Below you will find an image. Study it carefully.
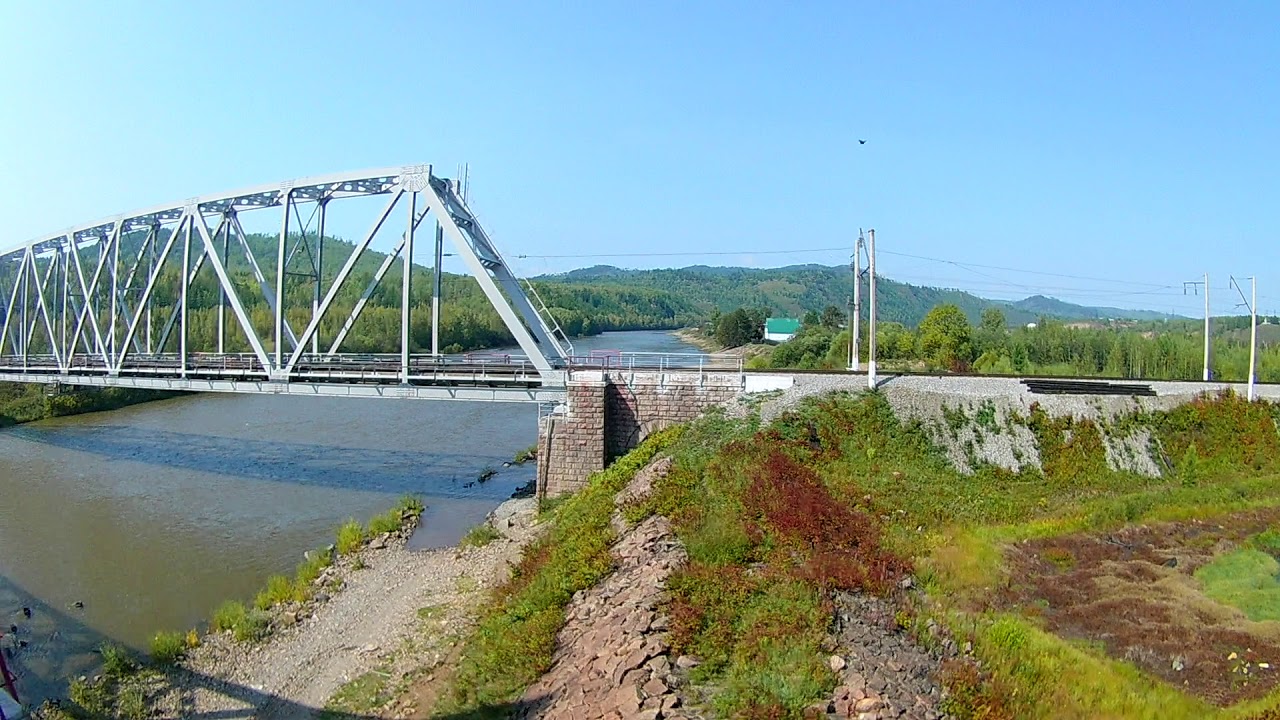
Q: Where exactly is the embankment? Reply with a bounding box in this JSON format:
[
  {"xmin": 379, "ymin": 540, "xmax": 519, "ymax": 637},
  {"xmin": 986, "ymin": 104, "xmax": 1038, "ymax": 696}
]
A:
[{"xmin": 0, "ymin": 382, "xmax": 181, "ymax": 427}]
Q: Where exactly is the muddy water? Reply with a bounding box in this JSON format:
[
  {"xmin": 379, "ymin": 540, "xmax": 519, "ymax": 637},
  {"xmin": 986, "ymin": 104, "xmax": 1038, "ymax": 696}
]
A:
[{"xmin": 0, "ymin": 330, "xmax": 700, "ymax": 704}]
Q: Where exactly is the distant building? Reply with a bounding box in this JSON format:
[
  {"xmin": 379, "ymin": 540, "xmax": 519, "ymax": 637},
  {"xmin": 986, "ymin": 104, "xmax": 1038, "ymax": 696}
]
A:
[{"xmin": 764, "ymin": 317, "xmax": 801, "ymax": 343}]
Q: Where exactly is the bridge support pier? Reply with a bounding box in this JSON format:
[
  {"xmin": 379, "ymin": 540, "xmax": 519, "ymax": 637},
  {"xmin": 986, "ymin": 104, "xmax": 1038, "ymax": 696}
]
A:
[{"xmin": 537, "ymin": 371, "xmax": 743, "ymax": 497}]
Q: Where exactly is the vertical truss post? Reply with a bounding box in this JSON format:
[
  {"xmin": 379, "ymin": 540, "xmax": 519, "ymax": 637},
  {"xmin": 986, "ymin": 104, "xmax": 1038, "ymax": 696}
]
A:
[
  {"xmin": 401, "ymin": 192, "xmax": 416, "ymax": 383},
  {"xmin": 20, "ymin": 252, "xmax": 28, "ymax": 367},
  {"xmin": 218, "ymin": 216, "xmax": 229, "ymax": 354},
  {"xmin": 275, "ymin": 191, "xmax": 291, "ymax": 368},
  {"xmin": 109, "ymin": 223, "xmax": 120, "ymax": 361},
  {"xmin": 146, "ymin": 226, "xmax": 156, "ymax": 354},
  {"xmin": 67, "ymin": 233, "xmax": 112, "ymax": 368},
  {"xmin": 314, "ymin": 199, "xmax": 326, "ymax": 355},
  {"xmin": 60, "ymin": 244, "xmax": 69, "ymax": 366},
  {"xmin": 0, "ymin": 253, "xmax": 26, "ymax": 357},
  {"xmin": 181, "ymin": 217, "xmax": 191, "ymax": 377},
  {"xmin": 432, "ymin": 223, "xmax": 442, "ymax": 356},
  {"xmin": 29, "ymin": 249, "xmax": 61, "ymax": 370}
]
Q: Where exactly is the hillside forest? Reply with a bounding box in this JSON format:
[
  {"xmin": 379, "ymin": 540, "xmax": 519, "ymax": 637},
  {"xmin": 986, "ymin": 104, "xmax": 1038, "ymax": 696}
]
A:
[{"xmin": 2, "ymin": 232, "xmax": 1274, "ymax": 383}]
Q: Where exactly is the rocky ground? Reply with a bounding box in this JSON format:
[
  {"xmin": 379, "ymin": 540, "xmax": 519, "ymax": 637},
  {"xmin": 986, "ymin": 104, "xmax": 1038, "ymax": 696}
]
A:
[{"xmin": 38, "ymin": 498, "xmax": 542, "ymax": 720}]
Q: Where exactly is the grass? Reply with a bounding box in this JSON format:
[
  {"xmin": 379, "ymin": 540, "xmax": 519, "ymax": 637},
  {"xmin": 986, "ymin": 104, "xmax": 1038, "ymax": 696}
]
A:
[
  {"xmin": 211, "ymin": 600, "xmax": 247, "ymax": 633},
  {"xmin": 460, "ymin": 523, "xmax": 502, "ymax": 548},
  {"xmin": 100, "ymin": 641, "xmax": 137, "ymax": 676},
  {"xmin": 325, "ymin": 670, "xmax": 394, "ymax": 715},
  {"xmin": 255, "ymin": 573, "xmax": 303, "ymax": 610},
  {"xmin": 513, "ymin": 444, "xmax": 538, "ymax": 464},
  {"xmin": 336, "ymin": 519, "xmax": 367, "ymax": 555},
  {"xmin": 436, "ymin": 426, "xmax": 685, "ymax": 715},
  {"xmin": 369, "ymin": 508, "xmax": 402, "ymax": 535},
  {"xmin": 149, "ymin": 630, "xmax": 187, "ymax": 665},
  {"xmin": 1195, "ymin": 546, "xmax": 1280, "ymax": 622}
]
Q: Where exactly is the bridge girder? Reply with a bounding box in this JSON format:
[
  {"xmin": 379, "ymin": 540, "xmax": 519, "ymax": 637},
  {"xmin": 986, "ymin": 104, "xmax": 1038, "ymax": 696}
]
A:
[{"xmin": 0, "ymin": 165, "xmax": 571, "ymax": 391}]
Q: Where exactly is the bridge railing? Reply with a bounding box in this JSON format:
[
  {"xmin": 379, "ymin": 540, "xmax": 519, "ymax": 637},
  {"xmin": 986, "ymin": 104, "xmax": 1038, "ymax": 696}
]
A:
[{"xmin": 565, "ymin": 350, "xmax": 744, "ymax": 386}]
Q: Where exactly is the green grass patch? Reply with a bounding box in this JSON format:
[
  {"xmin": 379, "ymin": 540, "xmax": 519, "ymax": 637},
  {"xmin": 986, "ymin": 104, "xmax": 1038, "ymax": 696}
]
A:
[
  {"xmin": 437, "ymin": 426, "xmax": 684, "ymax": 715},
  {"xmin": 100, "ymin": 641, "xmax": 137, "ymax": 677},
  {"xmin": 513, "ymin": 444, "xmax": 538, "ymax": 464},
  {"xmin": 234, "ymin": 609, "xmax": 272, "ymax": 643},
  {"xmin": 149, "ymin": 630, "xmax": 187, "ymax": 665},
  {"xmin": 211, "ymin": 599, "xmax": 247, "ymax": 633},
  {"xmin": 324, "ymin": 670, "xmax": 393, "ymax": 715},
  {"xmin": 336, "ymin": 519, "xmax": 366, "ymax": 555},
  {"xmin": 255, "ymin": 574, "xmax": 301, "ymax": 610},
  {"xmin": 1195, "ymin": 547, "xmax": 1280, "ymax": 622},
  {"xmin": 461, "ymin": 523, "xmax": 502, "ymax": 548}
]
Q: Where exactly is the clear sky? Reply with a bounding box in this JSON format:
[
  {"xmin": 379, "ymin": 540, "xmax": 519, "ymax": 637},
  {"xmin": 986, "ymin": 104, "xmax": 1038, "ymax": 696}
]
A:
[{"xmin": 1, "ymin": 2, "xmax": 1276, "ymax": 316}]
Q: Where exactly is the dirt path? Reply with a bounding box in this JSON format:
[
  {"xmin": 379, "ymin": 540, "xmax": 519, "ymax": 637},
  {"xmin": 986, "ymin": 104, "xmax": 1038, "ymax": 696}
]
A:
[{"xmin": 176, "ymin": 499, "xmax": 539, "ymax": 720}]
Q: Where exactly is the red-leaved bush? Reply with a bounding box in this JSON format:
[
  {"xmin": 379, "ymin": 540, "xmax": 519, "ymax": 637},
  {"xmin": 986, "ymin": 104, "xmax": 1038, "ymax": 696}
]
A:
[{"xmin": 743, "ymin": 449, "xmax": 909, "ymax": 594}]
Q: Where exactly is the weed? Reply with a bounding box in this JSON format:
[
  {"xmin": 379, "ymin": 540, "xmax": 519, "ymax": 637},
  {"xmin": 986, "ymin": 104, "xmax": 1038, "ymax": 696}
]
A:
[
  {"xmin": 368, "ymin": 508, "xmax": 402, "ymax": 536},
  {"xmin": 255, "ymin": 574, "xmax": 299, "ymax": 610},
  {"xmin": 100, "ymin": 641, "xmax": 137, "ymax": 677},
  {"xmin": 325, "ymin": 670, "xmax": 392, "ymax": 715},
  {"xmin": 211, "ymin": 600, "xmax": 247, "ymax": 633},
  {"xmin": 437, "ymin": 427, "xmax": 684, "ymax": 715},
  {"xmin": 352, "ymin": 556, "xmax": 368, "ymax": 570},
  {"xmin": 149, "ymin": 630, "xmax": 187, "ymax": 665},
  {"xmin": 116, "ymin": 682, "xmax": 146, "ymax": 720},
  {"xmin": 69, "ymin": 677, "xmax": 111, "ymax": 716},
  {"xmin": 513, "ymin": 444, "xmax": 538, "ymax": 464},
  {"xmin": 461, "ymin": 523, "xmax": 502, "ymax": 548},
  {"xmin": 1042, "ymin": 547, "xmax": 1075, "ymax": 571},
  {"xmin": 234, "ymin": 609, "xmax": 271, "ymax": 643},
  {"xmin": 336, "ymin": 519, "xmax": 366, "ymax": 555}
]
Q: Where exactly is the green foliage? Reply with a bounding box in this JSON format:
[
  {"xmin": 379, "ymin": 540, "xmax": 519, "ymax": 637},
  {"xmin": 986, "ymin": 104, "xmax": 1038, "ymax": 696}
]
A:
[
  {"xmin": 69, "ymin": 677, "xmax": 112, "ymax": 716},
  {"xmin": 325, "ymin": 670, "xmax": 393, "ymax": 715},
  {"xmin": 716, "ymin": 307, "xmax": 766, "ymax": 348},
  {"xmin": 100, "ymin": 641, "xmax": 137, "ymax": 677},
  {"xmin": 336, "ymin": 519, "xmax": 366, "ymax": 555},
  {"xmin": 211, "ymin": 600, "xmax": 247, "ymax": 633},
  {"xmin": 234, "ymin": 609, "xmax": 272, "ymax": 643},
  {"xmin": 919, "ymin": 303, "xmax": 975, "ymax": 369},
  {"xmin": 1194, "ymin": 547, "xmax": 1280, "ymax": 621},
  {"xmin": 294, "ymin": 548, "xmax": 332, "ymax": 590},
  {"xmin": 368, "ymin": 508, "xmax": 402, "ymax": 536},
  {"xmin": 149, "ymin": 630, "xmax": 187, "ymax": 665},
  {"xmin": 461, "ymin": 523, "xmax": 503, "ymax": 548},
  {"xmin": 439, "ymin": 427, "xmax": 685, "ymax": 714},
  {"xmin": 0, "ymin": 382, "xmax": 177, "ymax": 427},
  {"xmin": 513, "ymin": 444, "xmax": 538, "ymax": 464},
  {"xmin": 255, "ymin": 574, "xmax": 301, "ymax": 610}
]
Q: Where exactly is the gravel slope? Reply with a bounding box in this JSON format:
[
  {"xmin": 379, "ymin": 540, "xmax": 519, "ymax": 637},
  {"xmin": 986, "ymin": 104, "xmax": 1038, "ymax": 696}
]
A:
[{"xmin": 176, "ymin": 499, "xmax": 538, "ymax": 719}]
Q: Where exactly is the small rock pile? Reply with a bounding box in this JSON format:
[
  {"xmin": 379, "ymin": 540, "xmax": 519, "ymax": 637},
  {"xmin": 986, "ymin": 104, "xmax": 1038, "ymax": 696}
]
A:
[
  {"xmin": 813, "ymin": 592, "xmax": 954, "ymax": 720},
  {"xmin": 517, "ymin": 459, "xmax": 693, "ymax": 720}
]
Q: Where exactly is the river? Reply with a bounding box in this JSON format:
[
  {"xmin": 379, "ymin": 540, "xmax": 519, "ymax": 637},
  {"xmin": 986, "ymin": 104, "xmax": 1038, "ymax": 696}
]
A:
[{"xmin": 0, "ymin": 329, "xmax": 701, "ymax": 705}]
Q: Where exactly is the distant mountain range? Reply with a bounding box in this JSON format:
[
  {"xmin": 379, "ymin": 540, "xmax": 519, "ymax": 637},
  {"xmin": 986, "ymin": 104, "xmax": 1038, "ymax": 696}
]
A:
[{"xmin": 539, "ymin": 264, "xmax": 1183, "ymax": 327}]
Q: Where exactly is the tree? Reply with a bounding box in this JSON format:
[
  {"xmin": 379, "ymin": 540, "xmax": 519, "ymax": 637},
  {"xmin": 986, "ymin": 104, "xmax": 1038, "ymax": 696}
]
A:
[
  {"xmin": 918, "ymin": 303, "xmax": 973, "ymax": 369},
  {"xmin": 821, "ymin": 305, "xmax": 844, "ymax": 330},
  {"xmin": 715, "ymin": 308, "xmax": 757, "ymax": 348},
  {"xmin": 802, "ymin": 310, "xmax": 821, "ymax": 329},
  {"xmin": 980, "ymin": 307, "xmax": 1007, "ymax": 332}
]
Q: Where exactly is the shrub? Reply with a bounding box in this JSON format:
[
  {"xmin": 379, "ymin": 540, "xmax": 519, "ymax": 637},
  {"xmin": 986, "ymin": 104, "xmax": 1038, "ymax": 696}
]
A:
[
  {"xmin": 294, "ymin": 549, "xmax": 332, "ymax": 590},
  {"xmin": 368, "ymin": 509, "xmax": 402, "ymax": 536},
  {"xmin": 440, "ymin": 427, "xmax": 684, "ymax": 713},
  {"xmin": 149, "ymin": 630, "xmax": 186, "ymax": 665},
  {"xmin": 461, "ymin": 523, "xmax": 502, "ymax": 548},
  {"xmin": 211, "ymin": 600, "xmax": 247, "ymax": 633},
  {"xmin": 234, "ymin": 609, "xmax": 272, "ymax": 643},
  {"xmin": 255, "ymin": 574, "xmax": 298, "ymax": 610},
  {"xmin": 336, "ymin": 519, "xmax": 366, "ymax": 555},
  {"xmin": 100, "ymin": 641, "xmax": 137, "ymax": 677},
  {"xmin": 69, "ymin": 677, "xmax": 111, "ymax": 716}
]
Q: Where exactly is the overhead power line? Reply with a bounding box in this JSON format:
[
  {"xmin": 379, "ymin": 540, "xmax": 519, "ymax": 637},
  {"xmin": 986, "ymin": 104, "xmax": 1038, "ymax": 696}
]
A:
[{"xmin": 515, "ymin": 246, "xmax": 848, "ymax": 259}]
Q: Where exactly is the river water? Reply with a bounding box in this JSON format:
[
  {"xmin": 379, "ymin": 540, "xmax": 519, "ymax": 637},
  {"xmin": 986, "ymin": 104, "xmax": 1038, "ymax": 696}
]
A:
[{"xmin": 0, "ymin": 330, "xmax": 701, "ymax": 704}]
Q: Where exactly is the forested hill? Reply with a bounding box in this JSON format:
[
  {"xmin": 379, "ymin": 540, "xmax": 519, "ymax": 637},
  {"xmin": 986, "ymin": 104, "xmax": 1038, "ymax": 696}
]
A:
[{"xmin": 539, "ymin": 264, "xmax": 1180, "ymax": 327}]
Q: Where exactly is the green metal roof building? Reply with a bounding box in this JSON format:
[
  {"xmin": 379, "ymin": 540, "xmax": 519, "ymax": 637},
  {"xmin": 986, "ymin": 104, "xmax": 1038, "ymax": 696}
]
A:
[{"xmin": 763, "ymin": 317, "xmax": 801, "ymax": 343}]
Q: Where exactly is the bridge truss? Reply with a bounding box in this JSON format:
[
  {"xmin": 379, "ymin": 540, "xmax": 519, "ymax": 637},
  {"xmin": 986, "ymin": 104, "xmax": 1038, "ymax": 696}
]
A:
[{"xmin": 0, "ymin": 166, "xmax": 573, "ymax": 402}]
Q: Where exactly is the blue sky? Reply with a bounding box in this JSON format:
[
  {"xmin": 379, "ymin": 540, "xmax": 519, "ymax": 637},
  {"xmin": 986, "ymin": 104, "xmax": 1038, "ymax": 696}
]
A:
[{"xmin": 1, "ymin": 2, "xmax": 1276, "ymax": 316}]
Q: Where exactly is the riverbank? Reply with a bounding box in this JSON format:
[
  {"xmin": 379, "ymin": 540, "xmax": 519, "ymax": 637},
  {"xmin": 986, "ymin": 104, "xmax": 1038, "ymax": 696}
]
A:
[
  {"xmin": 33, "ymin": 496, "xmax": 541, "ymax": 719},
  {"xmin": 0, "ymin": 382, "xmax": 181, "ymax": 427}
]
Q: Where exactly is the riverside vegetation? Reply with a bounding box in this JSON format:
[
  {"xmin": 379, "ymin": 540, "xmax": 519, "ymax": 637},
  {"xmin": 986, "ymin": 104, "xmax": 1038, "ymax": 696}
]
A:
[
  {"xmin": 39, "ymin": 495, "xmax": 425, "ymax": 720},
  {"xmin": 0, "ymin": 382, "xmax": 178, "ymax": 427},
  {"xmin": 423, "ymin": 388, "xmax": 1280, "ymax": 719}
]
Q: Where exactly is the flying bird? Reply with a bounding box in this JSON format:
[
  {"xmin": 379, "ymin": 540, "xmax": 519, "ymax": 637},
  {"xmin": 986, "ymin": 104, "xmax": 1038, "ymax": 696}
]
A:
[{"xmin": 858, "ymin": 139, "xmax": 867, "ymax": 144}]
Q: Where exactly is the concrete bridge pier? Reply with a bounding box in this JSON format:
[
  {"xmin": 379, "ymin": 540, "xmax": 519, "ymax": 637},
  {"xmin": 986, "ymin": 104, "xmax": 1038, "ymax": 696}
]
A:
[{"xmin": 535, "ymin": 370, "xmax": 746, "ymax": 497}]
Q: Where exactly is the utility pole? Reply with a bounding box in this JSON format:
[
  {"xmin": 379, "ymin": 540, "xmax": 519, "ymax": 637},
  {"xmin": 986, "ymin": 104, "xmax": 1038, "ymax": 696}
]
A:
[
  {"xmin": 1231, "ymin": 275, "xmax": 1258, "ymax": 401},
  {"xmin": 848, "ymin": 230, "xmax": 863, "ymax": 371},
  {"xmin": 1184, "ymin": 274, "xmax": 1210, "ymax": 381},
  {"xmin": 867, "ymin": 228, "xmax": 877, "ymax": 389}
]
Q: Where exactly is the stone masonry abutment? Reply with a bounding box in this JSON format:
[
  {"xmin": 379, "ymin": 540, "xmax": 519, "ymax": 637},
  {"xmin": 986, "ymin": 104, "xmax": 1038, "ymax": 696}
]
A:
[{"xmin": 536, "ymin": 371, "xmax": 747, "ymax": 497}]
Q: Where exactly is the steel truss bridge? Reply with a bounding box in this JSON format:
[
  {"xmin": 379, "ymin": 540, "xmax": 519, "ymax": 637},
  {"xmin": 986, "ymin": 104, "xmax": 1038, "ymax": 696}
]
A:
[{"xmin": 0, "ymin": 165, "xmax": 740, "ymax": 404}]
